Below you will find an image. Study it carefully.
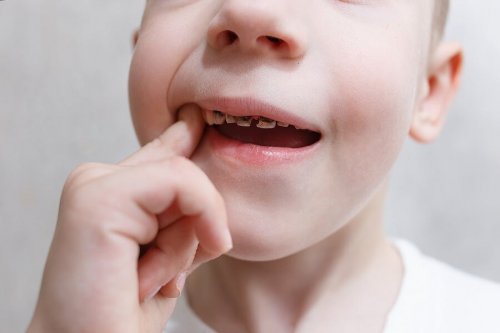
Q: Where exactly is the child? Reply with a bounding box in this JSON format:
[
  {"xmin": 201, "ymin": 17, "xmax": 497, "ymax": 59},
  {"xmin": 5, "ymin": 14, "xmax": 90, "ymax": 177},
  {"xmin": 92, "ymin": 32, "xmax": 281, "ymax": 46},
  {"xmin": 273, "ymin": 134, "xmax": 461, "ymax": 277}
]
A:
[{"xmin": 27, "ymin": 0, "xmax": 500, "ymax": 332}]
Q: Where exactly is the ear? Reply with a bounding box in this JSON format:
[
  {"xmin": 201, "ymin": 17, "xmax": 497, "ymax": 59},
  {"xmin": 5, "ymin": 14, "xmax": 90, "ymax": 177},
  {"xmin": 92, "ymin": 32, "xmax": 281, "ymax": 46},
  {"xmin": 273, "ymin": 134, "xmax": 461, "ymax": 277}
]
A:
[
  {"xmin": 132, "ymin": 28, "xmax": 140, "ymax": 49},
  {"xmin": 410, "ymin": 42, "xmax": 463, "ymax": 143}
]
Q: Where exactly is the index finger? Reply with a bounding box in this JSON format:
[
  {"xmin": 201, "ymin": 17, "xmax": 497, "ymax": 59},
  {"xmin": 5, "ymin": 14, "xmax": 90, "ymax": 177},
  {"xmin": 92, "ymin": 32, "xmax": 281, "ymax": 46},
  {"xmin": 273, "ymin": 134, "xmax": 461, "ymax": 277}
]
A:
[{"xmin": 121, "ymin": 104, "xmax": 205, "ymax": 166}]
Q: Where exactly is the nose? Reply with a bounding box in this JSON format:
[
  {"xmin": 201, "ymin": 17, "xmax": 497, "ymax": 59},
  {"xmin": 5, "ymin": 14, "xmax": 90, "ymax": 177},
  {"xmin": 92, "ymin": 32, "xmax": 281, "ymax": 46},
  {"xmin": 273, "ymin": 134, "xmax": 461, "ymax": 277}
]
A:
[{"xmin": 207, "ymin": 0, "xmax": 308, "ymax": 59}]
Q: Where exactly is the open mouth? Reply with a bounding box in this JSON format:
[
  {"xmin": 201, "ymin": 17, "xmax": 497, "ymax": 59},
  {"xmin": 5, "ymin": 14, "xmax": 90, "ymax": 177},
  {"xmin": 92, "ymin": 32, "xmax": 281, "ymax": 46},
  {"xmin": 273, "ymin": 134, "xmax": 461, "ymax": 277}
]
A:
[{"xmin": 202, "ymin": 109, "xmax": 321, "ymax": 148}]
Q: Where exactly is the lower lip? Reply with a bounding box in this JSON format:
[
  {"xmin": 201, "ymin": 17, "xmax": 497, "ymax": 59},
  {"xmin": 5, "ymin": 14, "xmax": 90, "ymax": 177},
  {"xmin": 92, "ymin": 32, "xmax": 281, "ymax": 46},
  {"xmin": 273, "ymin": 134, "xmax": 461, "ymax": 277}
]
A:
[{"xmin": 205, "ymin": 126, "xmax": 320, "ymax": 166}]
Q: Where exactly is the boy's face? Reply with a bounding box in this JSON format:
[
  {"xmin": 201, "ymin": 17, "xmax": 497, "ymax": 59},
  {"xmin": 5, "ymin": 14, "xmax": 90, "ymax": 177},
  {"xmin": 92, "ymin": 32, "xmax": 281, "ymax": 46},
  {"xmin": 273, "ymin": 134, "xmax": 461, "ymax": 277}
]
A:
[{"xmin": 129, "ymin": 0, "xmax": 435, "ymax": 260}]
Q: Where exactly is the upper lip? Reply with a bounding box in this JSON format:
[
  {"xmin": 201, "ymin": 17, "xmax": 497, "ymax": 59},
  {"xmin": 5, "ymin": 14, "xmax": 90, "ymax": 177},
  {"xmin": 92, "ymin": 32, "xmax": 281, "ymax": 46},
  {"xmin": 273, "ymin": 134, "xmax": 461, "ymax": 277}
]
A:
[{"xmin": 196, "ymin": 97, "xmax": 320, "ymax": 132}]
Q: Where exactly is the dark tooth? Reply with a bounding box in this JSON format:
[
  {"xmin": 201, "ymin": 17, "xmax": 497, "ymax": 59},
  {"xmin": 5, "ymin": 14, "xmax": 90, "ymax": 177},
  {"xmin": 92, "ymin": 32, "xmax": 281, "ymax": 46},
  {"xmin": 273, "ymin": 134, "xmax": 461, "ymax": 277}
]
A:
[
  {"xmin": 236, "ymin": 116, "xmax": 252, "ymax": 127},
  {"xmin": 256, "ymin": 117, "xmax": 277, "ymax": 129},
  {"xmin": 213, "ymin": 110, "xmax": 225, "ymax": 124}
]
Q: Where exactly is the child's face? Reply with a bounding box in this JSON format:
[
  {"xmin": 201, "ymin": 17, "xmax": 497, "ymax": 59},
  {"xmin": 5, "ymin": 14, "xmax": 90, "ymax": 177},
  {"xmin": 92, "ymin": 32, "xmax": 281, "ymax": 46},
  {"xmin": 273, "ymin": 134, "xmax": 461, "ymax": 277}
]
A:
[{"xmin": 129, "ymin": 0, "xmax": 435, "ymax": 260}]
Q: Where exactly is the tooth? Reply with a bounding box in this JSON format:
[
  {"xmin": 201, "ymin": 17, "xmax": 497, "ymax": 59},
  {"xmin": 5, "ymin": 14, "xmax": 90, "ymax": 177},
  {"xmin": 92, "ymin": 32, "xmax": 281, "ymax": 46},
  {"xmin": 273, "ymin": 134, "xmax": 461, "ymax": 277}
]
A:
[
  {"xmin": 236, "ymin": 116, "xmax": 252, "ymax": 127},
  {"xmin": 213, "ymin": 110, "xmax": 225, "ymax": 125},
  {"xmin": 256, "ymin": 117, "xmax": 276, "ymax": 129},
  {"xmin": 226, "ymin": 114, "xmax": 236, "ymax": 124},
  {"xmin": 204, "ymin": 110, "xmax": 215, "ymax": 125},
  {"xmin": 277, "ymin": 122, "xmax": 289, "ymax": 128}
]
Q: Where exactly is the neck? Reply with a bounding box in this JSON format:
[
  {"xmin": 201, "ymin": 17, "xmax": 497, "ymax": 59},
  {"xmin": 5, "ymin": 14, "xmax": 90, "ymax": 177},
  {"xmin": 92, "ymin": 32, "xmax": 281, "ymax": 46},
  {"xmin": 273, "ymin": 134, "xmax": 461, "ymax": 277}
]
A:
[{"xmin": 187, "ymin": 186, "xmax": 403, "ymax": 333}]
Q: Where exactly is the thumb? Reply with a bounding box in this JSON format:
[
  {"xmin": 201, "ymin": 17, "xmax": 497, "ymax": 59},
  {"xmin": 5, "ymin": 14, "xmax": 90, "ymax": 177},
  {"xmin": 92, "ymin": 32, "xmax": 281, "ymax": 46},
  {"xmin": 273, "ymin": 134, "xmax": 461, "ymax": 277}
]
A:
[{"xmin": 121, "ymin": 104, "xmax": 205, "ymax": 166}]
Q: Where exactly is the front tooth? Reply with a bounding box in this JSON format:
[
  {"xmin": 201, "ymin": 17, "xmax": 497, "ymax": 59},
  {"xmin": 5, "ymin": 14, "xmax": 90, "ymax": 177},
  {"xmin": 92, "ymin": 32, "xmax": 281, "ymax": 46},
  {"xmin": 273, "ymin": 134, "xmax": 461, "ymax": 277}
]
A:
[
  {"xmin": 226, "ymin": 114, "xmax": 236, "ymax": 124},
  {"xmin": 236, "ymin": 116, "xmax": 252, "ymax": 127},
  {"xmin": 256, "ymin": 117, "xmax": 276, "ymax": 129},
  {"xmin": 204, "ymin": 110, "xmax": 215, "ymax": 125},
  {"xmin": 277, "ymin": 122, "xmax": 289, "ymax": 128},
  {"xmin": 213, "ymin": 110, "xmax": 225, "ymax": 125}
]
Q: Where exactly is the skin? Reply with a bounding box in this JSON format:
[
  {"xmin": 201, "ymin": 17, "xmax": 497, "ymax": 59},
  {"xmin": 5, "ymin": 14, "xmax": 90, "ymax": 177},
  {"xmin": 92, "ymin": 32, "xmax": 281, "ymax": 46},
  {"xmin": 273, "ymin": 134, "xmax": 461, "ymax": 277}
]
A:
[
  {"xmin": 130, "ymin": 0, "xmax": 462, "ymax": 332},
  {"xmin": 28, "ymin": 106, "xmax": 232, "ymax": 333},
  {"xmin": 129, "ymin": 0, "xmax": 460, "ymax": 261},
  {"xmin": 28, "ymin": 0, "xmax": 462, "ymax": 332}
]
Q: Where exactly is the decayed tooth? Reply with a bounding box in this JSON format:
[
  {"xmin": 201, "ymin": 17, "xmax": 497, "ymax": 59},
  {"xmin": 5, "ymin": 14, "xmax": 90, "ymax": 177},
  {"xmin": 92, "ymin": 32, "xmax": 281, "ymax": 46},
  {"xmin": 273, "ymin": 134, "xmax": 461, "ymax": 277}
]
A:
[
  {"xmin": 226, "ymin": 114, "xmax": 236, "ymax": 124},
  {"xmin": 204, "ymin": 110, "xmax": 215, "ymax": 125},
  {"xmin": 277, "ymin": 121, "xmax": 289, "ymax": 128},
  {"xmin": 256, "ymin": 117, "xmax": 276, "ymax": 129},
  {"xmin": 236, "ymin": 116, "xmax": 252, "ymax": 127},
  {"xmin": 213, "ymin": 110, "xmax": 225, "ymax": 125}
]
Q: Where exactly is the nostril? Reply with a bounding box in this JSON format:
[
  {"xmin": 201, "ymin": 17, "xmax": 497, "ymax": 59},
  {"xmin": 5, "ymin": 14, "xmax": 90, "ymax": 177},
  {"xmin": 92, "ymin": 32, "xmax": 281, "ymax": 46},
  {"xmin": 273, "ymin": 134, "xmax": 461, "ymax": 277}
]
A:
[
  {"xmin": 227, "ymin": 31, "xmax": 238, "ymax": 43},
  {"xmin": 217, "ymin": 30, "xmax": 238, "ymax": 47},
  {"xmin": 266, "ymin": 36, "xmax": 284, "ymax": 45},
  {"xmin": 257, "ymin": 35, "xmax": 286, "ymax": 50}
]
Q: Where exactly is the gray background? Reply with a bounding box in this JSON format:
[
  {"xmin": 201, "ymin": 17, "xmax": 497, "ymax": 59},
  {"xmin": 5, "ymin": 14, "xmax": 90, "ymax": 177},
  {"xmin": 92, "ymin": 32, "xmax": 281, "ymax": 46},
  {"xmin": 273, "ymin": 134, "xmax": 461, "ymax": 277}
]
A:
[{"xmin": 1, "ymin": 0, "xmax": 499, "ymax": 332}]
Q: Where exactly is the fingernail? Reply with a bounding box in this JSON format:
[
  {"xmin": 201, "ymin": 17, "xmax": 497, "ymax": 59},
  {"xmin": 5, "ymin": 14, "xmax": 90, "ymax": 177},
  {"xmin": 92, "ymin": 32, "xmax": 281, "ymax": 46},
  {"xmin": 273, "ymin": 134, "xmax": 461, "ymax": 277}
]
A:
[
  {"xmin": 145, "ymin": 285, "xmax": 162, "ymax": 302},
  {"xmin": 176, "ymin": 272, "xmax": 187, "ymax": 294}
]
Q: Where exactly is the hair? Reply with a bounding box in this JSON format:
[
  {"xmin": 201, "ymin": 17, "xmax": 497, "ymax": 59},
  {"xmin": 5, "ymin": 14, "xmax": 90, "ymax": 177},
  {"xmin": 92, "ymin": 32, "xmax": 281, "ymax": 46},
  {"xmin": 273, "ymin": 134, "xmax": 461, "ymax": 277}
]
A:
[{"xmin": 433, "ymin": 0, "xmax": 450, "ymax": 44}]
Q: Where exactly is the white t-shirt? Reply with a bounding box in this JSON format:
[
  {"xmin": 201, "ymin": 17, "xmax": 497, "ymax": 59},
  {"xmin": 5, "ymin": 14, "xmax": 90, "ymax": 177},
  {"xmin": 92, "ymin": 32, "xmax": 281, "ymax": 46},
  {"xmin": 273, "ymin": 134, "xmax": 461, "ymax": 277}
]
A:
[{"xmin": 165, "ymin": 239, "xmax": 500, "ymax": 332}]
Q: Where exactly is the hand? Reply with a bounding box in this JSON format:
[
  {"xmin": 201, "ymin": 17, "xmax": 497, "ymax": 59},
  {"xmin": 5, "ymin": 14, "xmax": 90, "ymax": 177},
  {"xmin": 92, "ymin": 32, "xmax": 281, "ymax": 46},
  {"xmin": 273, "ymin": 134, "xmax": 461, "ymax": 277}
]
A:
[{"xmin": 27, "ymin": 105, "xmax": 232, "ymax": 333}]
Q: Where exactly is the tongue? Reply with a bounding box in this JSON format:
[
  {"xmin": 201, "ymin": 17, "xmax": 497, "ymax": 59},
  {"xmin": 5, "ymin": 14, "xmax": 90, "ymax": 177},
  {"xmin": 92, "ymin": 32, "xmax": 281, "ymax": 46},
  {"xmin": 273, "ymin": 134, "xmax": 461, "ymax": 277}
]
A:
[{"xmin": 215, "ymin": 123, "xmax": 320, "ymax": 148}]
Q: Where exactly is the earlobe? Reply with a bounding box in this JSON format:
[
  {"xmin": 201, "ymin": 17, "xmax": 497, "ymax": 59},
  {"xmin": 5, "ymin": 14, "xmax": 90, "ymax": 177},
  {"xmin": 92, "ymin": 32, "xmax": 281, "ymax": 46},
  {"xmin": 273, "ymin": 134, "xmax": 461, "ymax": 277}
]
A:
[{"xmin": 410, "ymin": 42, "xmax": 463, "ymax": 143}]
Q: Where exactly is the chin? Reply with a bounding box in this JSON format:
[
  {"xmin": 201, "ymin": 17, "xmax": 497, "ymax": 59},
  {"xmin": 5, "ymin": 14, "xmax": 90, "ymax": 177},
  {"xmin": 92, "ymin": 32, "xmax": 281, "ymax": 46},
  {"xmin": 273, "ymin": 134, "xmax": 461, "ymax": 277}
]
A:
[
  {"xmin": 214, "ymin": 187, "xmax": 333, "ymax": 261},
  {"xmin": 192, "ymin": 156, "xmax": 315, "ymax": 261},
  {"xmin": 223, "ymin": 207, "xmax": 309, "ymax": 262}
]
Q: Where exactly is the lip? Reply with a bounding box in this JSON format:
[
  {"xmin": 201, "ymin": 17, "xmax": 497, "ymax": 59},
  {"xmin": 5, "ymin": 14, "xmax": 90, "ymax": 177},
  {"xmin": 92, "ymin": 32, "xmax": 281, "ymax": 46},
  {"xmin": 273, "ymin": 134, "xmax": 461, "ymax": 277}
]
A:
[
  {"xmin": 204, "ymin": 126, "xmax": 320, "ymax": 166},
  {"xmin": 196, "ymin": 97, "xmax": 320, "ymax": 131}
]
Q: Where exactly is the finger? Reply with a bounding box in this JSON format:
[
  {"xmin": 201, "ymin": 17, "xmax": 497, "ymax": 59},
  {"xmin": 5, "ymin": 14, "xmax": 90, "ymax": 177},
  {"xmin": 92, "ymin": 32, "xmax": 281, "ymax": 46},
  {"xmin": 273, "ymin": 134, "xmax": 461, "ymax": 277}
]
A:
[
  {"xmin": 121, "ymin": 104, "xmax": 205, "ymax": 166},
  {"xmin": 139, "ymin": 201, "xmax": 183, "ymax": 258},
  {"xmin": 140, "ymin": 296, "xmax": 178, "ymax": 332},
  {"xmin": 155, "ymin": 236, "xmax": 228, "ymax": 299},
  {"xmin": 159, "ymin": 272, "xmax": 188, "ymax": 298},
  {"xmin": 64, "ymin": 162, "xmax": 119, "ymax": 193},
  {"xmin": 138, "ymin": 220, "xmax": 198, "ymax": 302},
  {"xmin": 141, "ymin": 217, "xmax": 227, "ymax": 300},
  {"xmin": 102, "ymin": 157, "xmax": 232, "ymax": 255},
  {"xmin": 157, "ymin": 201, "xmax": 184, "ymax": 229},
  {"xmin": 157, "ymin": 228, "xmax": 230, "ymax": 296}
]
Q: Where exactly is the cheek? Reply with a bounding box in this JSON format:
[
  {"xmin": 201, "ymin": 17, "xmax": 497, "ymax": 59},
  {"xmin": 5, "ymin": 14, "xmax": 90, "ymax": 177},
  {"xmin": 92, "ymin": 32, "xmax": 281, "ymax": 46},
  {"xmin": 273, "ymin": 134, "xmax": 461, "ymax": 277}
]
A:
[
  {"xmin": 312, "ymin": 41, "xmax": 419, "ymax": 217},
  {"xmin": 129, "ymin": 13, "xmax": 211, "ymax": 145},
  {"xmin": 129, "ymin": 38, "xmax": 177, "ymax": 145},
  {"xmin": 335, "ymin": 67, "xmax": 415, "ymax": 164},
  {"xmin": 326, "ymin": 34, "xmax": 421, "ymax": 194}
]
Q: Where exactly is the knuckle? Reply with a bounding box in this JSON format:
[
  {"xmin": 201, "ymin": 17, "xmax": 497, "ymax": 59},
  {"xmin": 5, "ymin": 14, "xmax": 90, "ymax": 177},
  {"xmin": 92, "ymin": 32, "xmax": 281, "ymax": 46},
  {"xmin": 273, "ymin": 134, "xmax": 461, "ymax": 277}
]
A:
[
  {"xmin": 162, "ymin": 156, "xmax": 196, "ymax": 180},
  {"xmin": 63, "ymin": 162, "xmax": 113, "ymax": 198},
  {"xmin": 160, "ymin": 156, "xmax": 223, "ymax": 212},
  {"xmin": 147, "ymin": 137, "xmax": 164, "ymax": 151},
  {"xmin": 60, "ymin": 179, "xmax": 123, "ymax": 232},
  {"xmin": 64, "ymin": 163, "xmax": 96, "ymax": 191},
  {"xmin": 167, "ymin": 155, "xmax": 190, "ymax": 171},
  {"xmin": 67, "ymin": 163, "xmax": 92, "ymax": 180},
  {"xmin": 67, "ymin": 162, "xmax": 104, "ymax": 181}
]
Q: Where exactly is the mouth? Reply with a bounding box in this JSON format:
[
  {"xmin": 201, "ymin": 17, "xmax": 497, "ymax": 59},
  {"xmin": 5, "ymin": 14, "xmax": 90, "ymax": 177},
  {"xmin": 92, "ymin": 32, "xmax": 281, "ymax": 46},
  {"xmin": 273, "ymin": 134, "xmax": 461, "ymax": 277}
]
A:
[{"xmin": 201, "ymin": 109, "xmax": 321, "ymax": 148}]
